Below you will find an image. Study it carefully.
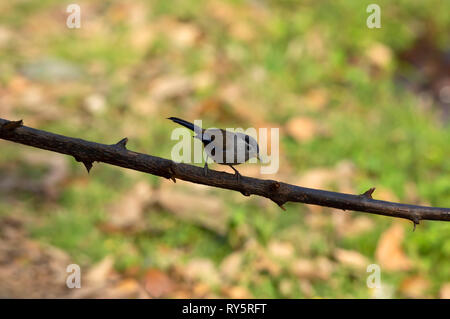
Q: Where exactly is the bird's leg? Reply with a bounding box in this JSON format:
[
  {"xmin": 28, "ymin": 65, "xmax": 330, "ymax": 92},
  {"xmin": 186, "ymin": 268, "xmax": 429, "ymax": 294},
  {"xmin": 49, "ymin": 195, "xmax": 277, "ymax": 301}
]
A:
[
  {"xmin": 229, "ymin": 165, "xmax": 241, "ymax": 183},
  {"xmin": 204, "ymin": 156, "xmax": 209, "ymax": 177}
]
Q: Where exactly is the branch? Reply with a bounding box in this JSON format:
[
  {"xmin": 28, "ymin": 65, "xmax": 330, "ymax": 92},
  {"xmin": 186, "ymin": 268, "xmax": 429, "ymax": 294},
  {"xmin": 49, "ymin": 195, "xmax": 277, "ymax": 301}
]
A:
[{"xmin": 1, "ymin": 118, "xmax": 449, "ymax": 228}]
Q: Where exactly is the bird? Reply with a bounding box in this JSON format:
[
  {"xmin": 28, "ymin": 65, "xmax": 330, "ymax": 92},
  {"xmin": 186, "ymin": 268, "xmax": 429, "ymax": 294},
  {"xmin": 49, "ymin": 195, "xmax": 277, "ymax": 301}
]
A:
[{"xmin": 168, "ymin": 117, "xmax": 261, "ymax": 182}]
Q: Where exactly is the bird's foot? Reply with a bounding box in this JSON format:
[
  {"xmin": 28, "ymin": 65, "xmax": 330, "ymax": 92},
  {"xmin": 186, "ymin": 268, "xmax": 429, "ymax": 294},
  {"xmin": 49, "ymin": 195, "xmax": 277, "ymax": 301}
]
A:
[
  {"xmin": 229, "ymin": 165, "xmax": 241, "ymax": 183},
  {"xmin": 203, "ymin": 163, "xmax": 208, "ymax": 177}
]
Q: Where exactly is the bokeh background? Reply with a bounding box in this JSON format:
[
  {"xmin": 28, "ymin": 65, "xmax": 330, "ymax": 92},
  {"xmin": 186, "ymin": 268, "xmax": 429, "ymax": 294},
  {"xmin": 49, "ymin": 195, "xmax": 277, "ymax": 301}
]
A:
[{"xmin": 0, "ymin": 0, "xmax": 449, "ymax": 298}]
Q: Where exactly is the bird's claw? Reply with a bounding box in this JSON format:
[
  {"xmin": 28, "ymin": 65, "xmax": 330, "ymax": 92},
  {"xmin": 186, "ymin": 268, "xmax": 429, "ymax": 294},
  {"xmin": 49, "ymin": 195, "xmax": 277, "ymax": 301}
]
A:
[{"xmin": 203, "ymin": 163, "xmax": 208, "ymax": 177}]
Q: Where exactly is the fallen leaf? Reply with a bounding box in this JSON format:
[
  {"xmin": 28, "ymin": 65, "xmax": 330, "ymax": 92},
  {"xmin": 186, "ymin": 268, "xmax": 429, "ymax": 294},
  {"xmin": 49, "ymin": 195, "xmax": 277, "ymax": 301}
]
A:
[
  {"xmin": 192, "ymin": 283, "xmax": 211, "ymax": 298},
  {"xmin": 365, "ymin": 43, "xmax": 392, "ymax": 69},
  {"xmin": 220, "ymin": 252, "xmax": 243, "ymax": 281},
  {"xmin": 156, "ymin": 184, "xmax": 227, "ymax": 235},
  {"xmin": 279, "ymin": 279, "xmax": 293, "ymax": 296},
  {"xmin": 84, "ymin": 93, "xmax": 107, "ymax": 115},
  {"xmin": 299, "ymin": 280, "xmax": 314, "ymax": 298},
  {"xmin": 375, "ymin": 223, "xmax": 413, "ymax": 271},
  {"xmin": 285, "ymin": 117, "xmax": 319, "ymax": 142},
  {"xmin": 183, "ymin": 258, "xmax": 221, "ymax": 286},
  {"xmin": 222, "ymin": 286, "xmax": 252, "ymax": 299},
  {"xmin": 333, "ymin": 214, "xmax": 374, "ymax": 238},
  {"xmin": 268, "ymin": 240, "xmax": 295, "ymax": 260},
  {"xmin": 400, "ymin": 275, "xmax": 430, "ymax": 298},
  {"xmin": 85, "ymin": 256, "xmax": 116, "ymax": 286},
  {"xmin": 290, "ymin": 258, "xmax": 332, "ymax": 280},
  {"xmin": 102, "ymin": 181, "xmax": 153, "ymax": 231},
  {"xmin": 252, "ymin": 254, "xmax": 281, "ymax": 277},
  {"xmin": 0, "ymin": 151, "xmax": 69, "ymax": 200},
  {"xmin": 303, "ymin": 88, "xmax": 329, "ymax": 110},
  {"xmin": 110, "ymin": 278, "xmax": 145, "ymax": 298},
  {"xmin": 0, "ymin": 26, "xmax": 13, "ymax": 48},
  {"xmin": 143, "ymin": 268, "xmax": 175, "ymax": 298},
  {"xmin": 440, "ymin": 283, "xmax": 450, "ymax": 299},
  {"xmin": 149, "ymin": 75, "xmax": 192, "ymax": 101},
  {"xmin": 130, "ymin": 25, "xmax": 155, "ymax": 51},
  {"xmin": 162, "ymin": 20, "xmax": 201, "ymax": 49},
  {"xmin": 334, "ymin": 248, "xmax": 370, "ymax": 270}
]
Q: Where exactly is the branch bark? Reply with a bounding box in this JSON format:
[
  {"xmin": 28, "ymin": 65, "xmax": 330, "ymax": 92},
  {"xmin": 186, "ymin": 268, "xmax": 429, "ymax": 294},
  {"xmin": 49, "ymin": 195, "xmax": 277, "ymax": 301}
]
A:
[{"xmin": 1, "ymin": 118, "xmax": 449, "ymax": 227}]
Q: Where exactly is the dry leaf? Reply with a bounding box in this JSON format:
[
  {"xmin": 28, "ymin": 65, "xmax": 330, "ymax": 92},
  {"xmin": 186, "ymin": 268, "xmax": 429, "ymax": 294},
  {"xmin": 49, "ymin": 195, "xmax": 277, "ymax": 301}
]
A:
[
  {"xmin": 84, "ymin": 93, "xmax": 106, "ymax": 115},
  {"xmin": 0, "ymin": 152, "xmax": 68, "ymax": 200},
  {"xmin": 165, "ymin": 21, "xmax": 201, "ymax": 48},
  {"xmin": 149, "ymin": 75, "xmax": 192, "ymax": 101},
  {"xmin": 400, "ymin": 275, "xmax": 430, "ymax": 298},
  {"xmin": 156, "ymin": 184, "xmax": 227, "ymax": 234},
  {"xmin": 130, "ymin": 25, "xmax": 155, "ymax": 50},
  {"xmin": 290, "ymin": 258, "xmax": 333, "ymax": 280},
  {"xmin": 279, "ymin": 279, "xmax": 293, "ymax": 296},
  {"xmin": 333, "ymin": 214, "xmax": 374, "ymax": 238},
  {"xmin": 285, "ymin": 117, "xmax": 318, "ymax": 142},
  {"xmin": 103, "ymin": 181, "xmax": 152, "ymax": 231},
  {"xmin": 109, "ymin": 279, "xmax": 145, "ymax": 298},
  {"xmin": 365, "ymin": 43, "xmax": 392, "ymax": 69},
  {"xmin": 375, "ymin": 223, "xmax": 413, "ymax": 271},
  {"xmin": 252, "ymin": 254, "xmax": 281, "ymax": 277},
  {"xmin": 440, "ymin": 283, "xmax": 450, "ymax": 299},
  {"xmin": 299, "ymin": 280, "xmax": 314, "ymax": 297},
  {"xmin": 85, "ymin": 256, "xmax": 116, "ymax": 286},
  {"xmin": 268, "ymin": 240, "xmax": 295, "ymax": 260},
  {"xmin": 222, "ymin": 286, "xmax": 252, "ymax": 299},
  {"xmin": 220, "ymin": 252, "xmax": 243, "ymax": 281},
  {"xmin": 183, "ymin": 258, "xmax": 221, "ymax": 286},
  {"xmin": 230, "ymin": 21, "xmax": 254, "ymax": 41},
  {"xmin": 143, "ymin": 268, "xmax": 175, "ymax": 298},
  {"xmin": 334, "ymin": 248, "xmax": 370, "ymax": 270},
  {"xmin": 303, "ymin": 88, "xmax": 329, "ymax": 110}
]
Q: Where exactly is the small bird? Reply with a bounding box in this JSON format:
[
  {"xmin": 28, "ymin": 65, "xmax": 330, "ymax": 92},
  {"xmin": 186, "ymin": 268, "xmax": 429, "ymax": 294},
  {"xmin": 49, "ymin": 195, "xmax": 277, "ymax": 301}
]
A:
[{"xmin": 168, "ymin": 117, "xmax": 261, "ymax": 182}]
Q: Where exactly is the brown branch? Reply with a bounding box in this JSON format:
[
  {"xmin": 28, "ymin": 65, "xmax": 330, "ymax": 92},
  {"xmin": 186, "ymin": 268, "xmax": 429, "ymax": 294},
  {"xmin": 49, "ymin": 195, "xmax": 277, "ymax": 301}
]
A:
[{"xmin": 1, "ymin": 118, "xmax": 449, "ymax": 227}]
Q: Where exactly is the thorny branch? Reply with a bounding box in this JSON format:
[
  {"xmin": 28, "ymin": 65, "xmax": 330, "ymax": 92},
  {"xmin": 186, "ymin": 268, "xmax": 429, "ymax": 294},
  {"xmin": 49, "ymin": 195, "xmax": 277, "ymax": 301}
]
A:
[{"xmin": 1, "ymin": 118, "xmax": 449, "ymax": 229}]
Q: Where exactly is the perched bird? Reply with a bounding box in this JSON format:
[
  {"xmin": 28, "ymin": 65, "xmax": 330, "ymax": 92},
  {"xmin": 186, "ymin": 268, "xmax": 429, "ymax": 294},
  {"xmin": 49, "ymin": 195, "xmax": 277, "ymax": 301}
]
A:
[{"xmin": 168, "ymin": 117, "xmax": 261, "ymax": 182}]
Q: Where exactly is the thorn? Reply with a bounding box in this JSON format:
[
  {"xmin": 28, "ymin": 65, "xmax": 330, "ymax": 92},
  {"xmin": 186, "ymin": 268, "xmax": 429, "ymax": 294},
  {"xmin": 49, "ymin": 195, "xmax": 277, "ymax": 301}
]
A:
[
  {"xmin": 112, "ymin": 137, "xmax": 128, "ymax": 151},
  {"xmin": 115, "ymin": 137, "xmax": 128, "ymax": 148},
  {"xmin": 271, "ymin": 199, "xmax": 287, "ymax": 211},
  {"xmin": 241, "ymin": 190, "xmax": 251, "ymax": 197},
  {"xmin": 82, "ymin": 161, "xmax": 93, "ymax": 173},
  {"xmin": 1, "ymin": 119, "xmax": 23, "ymax": 131},
  {"xmin": 412, "ymin": 216, "xmax": 420, "ymax": 232},
  {"xmin": 360, "ymin": 187, "xmax": 376, "ymax": 199},
  {"xmin": 74, "ymin": 156, "xmax": 93, "ymax": 173},
  {"xmin": 168, "ymin": 164, "xmax": 176, "ymax": 183}
]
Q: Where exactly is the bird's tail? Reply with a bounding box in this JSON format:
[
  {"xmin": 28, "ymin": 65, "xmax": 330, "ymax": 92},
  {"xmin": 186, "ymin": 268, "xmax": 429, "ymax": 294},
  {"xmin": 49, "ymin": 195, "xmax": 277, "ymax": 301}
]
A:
[{"xmin": 167, "ymin": 117, "xmax": 202, "ymax": 132}]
